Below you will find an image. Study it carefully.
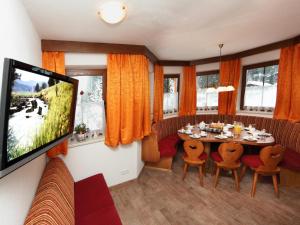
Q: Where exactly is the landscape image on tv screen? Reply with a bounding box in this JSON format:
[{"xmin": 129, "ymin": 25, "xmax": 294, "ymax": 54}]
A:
[{"xmin": 7, "ymin": 68, "xmax": 74, "ymax": 162}]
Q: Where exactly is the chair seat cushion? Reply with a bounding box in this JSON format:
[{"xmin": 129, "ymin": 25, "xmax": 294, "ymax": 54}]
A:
[
  {"xmin": 75, "ymin": 174, "xmax": 122, "ymax": 225},
  {"xmin": 280, "ymin": 148, "xmax": 300, "ymax": 172},
  {"xmin": 241, "ymin": 155, "xmax": 263, "ymax": 169},
  {"xmin": 199, "ymin": 152, "xmax": 208, "ymax": 160},
  {"xmin": 210, "ymin": 151, "xmax": 223, "ymax": 162},
  {"xmin": 158, "ymin": 134, "xmax": 180, "ymax": 158}
]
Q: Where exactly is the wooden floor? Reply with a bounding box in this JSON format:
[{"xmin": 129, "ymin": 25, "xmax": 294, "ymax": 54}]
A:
[{"xmin": 110, "ymin": 153, "xmax": 300, "ymax": 225}]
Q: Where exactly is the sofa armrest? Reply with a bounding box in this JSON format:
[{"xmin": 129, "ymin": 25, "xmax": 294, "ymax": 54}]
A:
[{"xmin": 142, "ymin": 132, "xmax": 160, "ymax": 163}]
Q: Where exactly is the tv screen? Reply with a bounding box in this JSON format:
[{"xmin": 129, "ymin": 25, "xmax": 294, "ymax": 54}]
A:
[{"xmin": 0, "ymin": 58, "xmax": 78, "ymax": 178}]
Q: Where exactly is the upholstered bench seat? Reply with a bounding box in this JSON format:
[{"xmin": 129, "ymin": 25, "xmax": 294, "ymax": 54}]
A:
[
  {"xmin": 25, "ymin": 158, "xmax": 122, "ymax": 225},
  {"xmin": 158, "ymin": 134, "xmax": 180, "ymax": 158},
  {"xmin": 75, "ymin": 174, "xmax": 122, "ymax": 225},
  {"xmin": 280, "ymin": 149, "xmax": 300, "ymax": 172}
]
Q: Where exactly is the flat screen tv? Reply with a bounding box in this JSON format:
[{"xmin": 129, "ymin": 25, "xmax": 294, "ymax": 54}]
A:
[{"xmin": 0, "ymin": 58, "xmax": 78, "ymax": 178}]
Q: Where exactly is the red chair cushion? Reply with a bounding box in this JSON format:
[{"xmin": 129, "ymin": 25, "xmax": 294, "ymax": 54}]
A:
[
  {"xmin": 210, "ymin": 151, "xmax": 223, "ymax": 162},
  {"xmin": 75, "ymin": 174, "xmax": 122, "ymax": 225},
  {"xmin": 199, "ymin": 152, "xmax": 208, "ymax": 160},
  {"xmin": 241, "ymin": 155, "xmax": 263, "ymax": 169},
  {"xmin": 280, "ymin": 148, "xmax": 300, "ymax": 172},
  {"xmin": 158, "ymin": 134, "xmax": 180, "ymax": 158}
]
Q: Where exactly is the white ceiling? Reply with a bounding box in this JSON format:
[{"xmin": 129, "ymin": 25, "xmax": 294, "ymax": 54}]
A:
[{"xmin": 22, "ymin": 0, "xmax": 300, "ymax": 60}]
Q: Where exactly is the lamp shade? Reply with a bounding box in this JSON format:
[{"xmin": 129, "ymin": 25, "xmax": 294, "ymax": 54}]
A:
[
  {"xmin": 216, "ymin": 86, "xmax": 227, "ymax": 92},
  {"xmin": 98, "ymin": 1, "xmax": 127, "ymax": 24},
  {"xmin": 226, "ymin": 85, "xmax": 235, "ymax": 92},
  {"xmin": 206, "ymin": 87, "xmax": 216, "ymax": 93}
]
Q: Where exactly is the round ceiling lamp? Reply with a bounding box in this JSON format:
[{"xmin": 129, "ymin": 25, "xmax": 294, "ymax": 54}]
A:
[{"xmin": 98, "ymin": 1, "xmax": 127, "ymax": 24}]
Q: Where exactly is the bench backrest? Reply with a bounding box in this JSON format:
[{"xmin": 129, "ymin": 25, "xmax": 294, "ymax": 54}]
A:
[
  {"xmin": 153, "ymin": 115, "xmax": 300, "ymax": 154},
  {"xmin": 24, "ymin": 158, "xmax": 75, "ymax": 225}
]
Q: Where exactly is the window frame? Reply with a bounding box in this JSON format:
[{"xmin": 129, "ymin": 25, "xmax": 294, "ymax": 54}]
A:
[
  {"xmin": 196, "ymin": 70, "xmax": 219, "ymax": 110},
  {"xmin": 163, "ymin": 74, "xmax": 180, "ymax": 114},
  {"xmin": 240, "ymin": 60, "xmax": 279, "ymax": 111}
]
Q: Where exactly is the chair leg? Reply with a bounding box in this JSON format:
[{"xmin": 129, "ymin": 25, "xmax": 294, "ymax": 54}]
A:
[
  {"xmin": 240, "ymin": 165, "xmax": 247, "ymax": 181},
  {"xmin": 233, "ymin": 169, "xmax": 240, "ymax": 192},
  {"xmin": 203, "ymin": 163, "xmax": 206, "ymax": 177},
  {"xmin": 272, "ymin": 174, "xmax": 279, "ymax": 198},
  {"xmin": 182, "ymin": 163, "xmax": 188, "ymax": 180},
  {"xmin": 214, "ymin": 167, "xmax": 220, "ymax": 188},
  {"xmin": 251, "ymin": 172, "xmax": 258, "ymax": 197},
  {"xmin": 199, "ymin": 165, "xmax": 204, "ymax": 187}
]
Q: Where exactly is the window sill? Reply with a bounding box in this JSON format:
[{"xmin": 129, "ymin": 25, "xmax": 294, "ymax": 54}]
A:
[
  {"xmin": 196, "ymin": 110, "xmax": 218, "ymax": 115},
  {"xmin": 69, "ymin": 135, "xmax": 105, "ymax": 148},
  {"xmin": 163, "ymin": 113, "xmax": 178, "ymax": 119},
  {"xmin": 237, "ymin": 110, "xmax": 273, "ymax": 118}
]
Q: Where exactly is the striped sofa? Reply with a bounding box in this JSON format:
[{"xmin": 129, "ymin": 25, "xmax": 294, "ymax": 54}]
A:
[
  {"xmin": 142, "ymin": 114, "xmax": 300, "ymax": 186},
  {"xmin": 24, "ymin": 157, "xmax": 122, "ymax": 225}
]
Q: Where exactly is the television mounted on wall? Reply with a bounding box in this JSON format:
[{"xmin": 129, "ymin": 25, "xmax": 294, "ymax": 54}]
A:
[{"xmin": 0, "ymin": 58, "xmax": 78, "ymax": 178}]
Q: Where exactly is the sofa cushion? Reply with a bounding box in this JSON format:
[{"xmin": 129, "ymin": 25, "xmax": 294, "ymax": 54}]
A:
[
  {"xmin": 158, "ymin": 134, "xmax": 179, "ymax": 158},
  {"xmin": 76, "ymin": 206, "xmax": 122, "ymax": 225},
  {"xmin": 280, "ymin": 148, "xmax": 300, "ymax": 172},
  {"xmin": 241, "ymin": 155, "xmax": 263, "ymax": 169},
  {"xmin": 75, "ymin": 174, "xmax": 118, "ymax": 222}
]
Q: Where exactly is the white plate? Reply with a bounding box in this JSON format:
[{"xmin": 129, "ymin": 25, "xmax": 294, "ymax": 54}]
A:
[
  {"xmin": 189, "ymin": 134, "xmax": 200, "ymax": 139},
  {"xmin": 243, "ymin": 136, "xmax": 258, "ymax": 142},
  {"xmin": 215, "ymin": 135, "xmax": 228, "ymax": 140},
  {"xmin": 178, "ymin": 130, "xmax": 185, "ymax": 133},
  {"xmin": 200, "ymin": 133, "xmax": 207, "ymax": 137},
  {"xmin": 258, "ymin": 133, "xmax": 272, "ymax": 137},
  {"xmin": 185, "ymin": 130, "xmax": 193, "ymax": 135},
  {"xmin": 226, "ymin": 124, "xmax": 234, "ymax": 128}
]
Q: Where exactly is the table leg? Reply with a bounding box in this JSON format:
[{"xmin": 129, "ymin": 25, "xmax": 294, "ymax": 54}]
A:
[{"xmin": 204, "ymin": 142, "xmax": 213, "ymax": 173}]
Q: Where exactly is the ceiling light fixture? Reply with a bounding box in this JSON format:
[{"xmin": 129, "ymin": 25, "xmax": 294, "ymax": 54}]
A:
[
  {"xmin": 97, "ymin": 1, "xmax": 127, "ymax": 24},
  {"xmin": 206, "ymin": 44, "xmax": 235, "ymax": 93}
]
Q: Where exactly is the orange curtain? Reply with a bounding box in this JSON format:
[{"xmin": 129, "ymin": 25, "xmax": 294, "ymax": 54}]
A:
[
  {"xmin": 105, "ymin": 54, "xmax": 151, "ymax": 147},
  {"xmin": 274, "ymin": 43, "xmax": 300, "ymax": 122},
  {"xmin": 179, "ymin": 66, "xmax": 196, "ymax": 116},
  {"xmin": 153, "ymin": 64, "xmax": 164, "ymax": 123},
  {"xmin": 42, "ymin": 51, "xmax": 68, "ymax": 157},
  {"xmin": 218, "ymin": 58, "xmax": 241, "ymax": 115}
]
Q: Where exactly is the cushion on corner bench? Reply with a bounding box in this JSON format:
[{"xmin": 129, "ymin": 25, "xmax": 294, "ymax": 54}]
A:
[
  {"xmin": 280, "ymin": 148, "xmax": 300, "ymax": 172},
  {"xmin": 75, "ymin": 174, "xmax": 122, "ymax": 225},
  {"xmin": 158, "ymin": 134, "xmax": 180, "ymax": 158}
]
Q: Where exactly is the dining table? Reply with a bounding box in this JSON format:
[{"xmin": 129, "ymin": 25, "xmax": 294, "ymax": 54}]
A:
[{"xmin": 178, "ymin": 124, "xmax": 275, "ymax": 172}]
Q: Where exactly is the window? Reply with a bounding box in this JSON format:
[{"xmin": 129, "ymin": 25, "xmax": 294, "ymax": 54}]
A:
[
  {"xmin": 67, "ymin": 69, "xmax": 106, "ymax": 137},
  {"xmin": 241, "ymin": 61, "xmax": 279, "ymax": 112},
  {"xmin": 163, "ymin": 74, "xmax": 180, "ymax": 114},
  {"xmin": 196, "ymin": 71, "xmax": 219, "ymax": 111}
]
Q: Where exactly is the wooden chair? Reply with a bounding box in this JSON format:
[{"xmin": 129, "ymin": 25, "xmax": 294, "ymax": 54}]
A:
[
  {"xmin": 240, "ymin": 144, "xmax": 285, "ymax": 198},
  {"xmin": 182, "ymin": 140, "xmax": 208, "ymax": 186},
  {"xmin": 211, "ymin": 142, "xmax": 244, "ymax": 191}
]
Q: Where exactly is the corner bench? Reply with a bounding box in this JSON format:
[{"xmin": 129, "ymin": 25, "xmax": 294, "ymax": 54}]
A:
[
  {"xmin": 142, "ymin": 114, "xmax": 300, "ymax": 186},
  {"xmin": 25, "ymin": 157, "xmax": 122, "ymax": 225}
]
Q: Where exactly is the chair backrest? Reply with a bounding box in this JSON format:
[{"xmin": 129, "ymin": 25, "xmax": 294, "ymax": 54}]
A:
[
  {"xmin": 259, "ymin": 144, "xmax": 285, "ymax": 170},
  {"xmin": 183, "ymin": 140, "xmax": 204, "ymax": 161},
  {"xmin": 218, "ymin": 142, "xmax": 244, "ymax": 163}
]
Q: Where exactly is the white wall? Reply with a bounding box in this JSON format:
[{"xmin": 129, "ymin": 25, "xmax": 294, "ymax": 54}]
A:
[
  {"xmin": 64, "ymin": 53, "xmax": 144, "ymax": 187},
  {"xmin": 0, "ymin": 1, "xmax": 45, "ymax": 225},
  {"xmin": 62, "ymin": 141, "xmax": 143, "ymax": 186}
]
